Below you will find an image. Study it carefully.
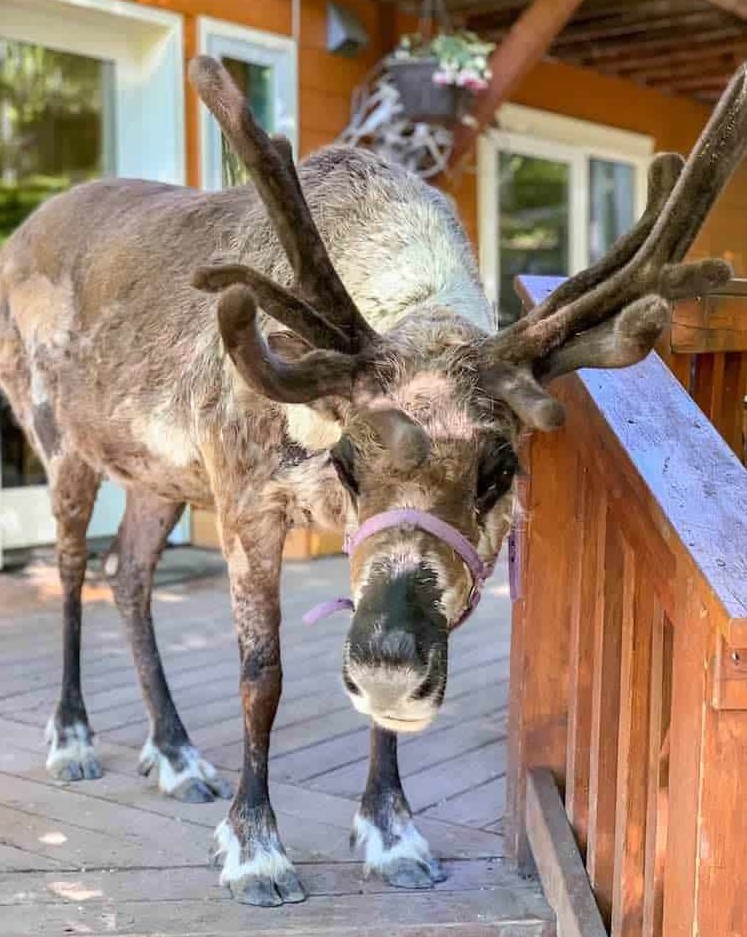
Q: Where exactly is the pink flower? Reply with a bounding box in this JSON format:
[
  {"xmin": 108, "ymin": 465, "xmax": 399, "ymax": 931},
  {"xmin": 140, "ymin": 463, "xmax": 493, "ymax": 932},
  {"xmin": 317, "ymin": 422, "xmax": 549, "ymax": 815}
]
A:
[{"xmin": 464, "ymin": 75, "xmax": 488, "ymax": 91}]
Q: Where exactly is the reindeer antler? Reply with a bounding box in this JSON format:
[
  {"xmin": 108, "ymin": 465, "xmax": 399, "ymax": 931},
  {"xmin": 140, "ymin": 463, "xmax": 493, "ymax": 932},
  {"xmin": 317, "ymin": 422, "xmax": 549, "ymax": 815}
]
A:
[
  {"xmin": 479, "ymin": 63, "xmax": 747, "ymax": 430},
  {"xmin": 188, "ymin": 56, "xmax": 429, "ymax": 471}
]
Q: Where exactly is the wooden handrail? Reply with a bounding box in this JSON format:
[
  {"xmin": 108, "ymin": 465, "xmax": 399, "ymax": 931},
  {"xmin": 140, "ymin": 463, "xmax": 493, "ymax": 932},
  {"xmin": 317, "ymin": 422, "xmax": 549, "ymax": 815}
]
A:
[
  {"xmin": 669, "ymin": 277, "xmax": 747, "ymax": 354},
  {"xmin": 569, "ymin": 341, "xmax": 746, "ymax": 643},
  {"xmin": 507, "ymin": 274, "xmax": 747, "ymax": 937}
]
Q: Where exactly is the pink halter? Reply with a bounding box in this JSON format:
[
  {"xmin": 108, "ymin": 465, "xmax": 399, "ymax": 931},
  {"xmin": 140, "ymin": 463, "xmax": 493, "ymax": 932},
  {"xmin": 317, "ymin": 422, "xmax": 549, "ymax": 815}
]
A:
[{"xmin": 302, "ymin": 508, "xmax": 495, "ymax": 630}]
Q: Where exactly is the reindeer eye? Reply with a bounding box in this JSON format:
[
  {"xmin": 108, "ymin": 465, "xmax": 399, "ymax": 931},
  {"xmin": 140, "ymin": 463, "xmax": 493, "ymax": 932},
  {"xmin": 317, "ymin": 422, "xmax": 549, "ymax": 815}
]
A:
[
  {"xmin": 476, "ymin": 442, "xmax": 518, "ymax": 515},
  {"xmin": 331, "ymin": 435, "xmax": 359, "ymax": 499}
]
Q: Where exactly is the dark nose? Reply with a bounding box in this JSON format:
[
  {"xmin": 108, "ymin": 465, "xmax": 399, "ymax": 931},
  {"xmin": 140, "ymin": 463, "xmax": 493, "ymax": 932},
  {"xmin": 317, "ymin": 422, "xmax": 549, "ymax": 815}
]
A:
[
  {"xmin": 347, "ymin": 616, "xmax": 427, "ymax": 669},
  {"xmin": 368, "ymin": 628, "xmax": 421, "ymax": 668}
]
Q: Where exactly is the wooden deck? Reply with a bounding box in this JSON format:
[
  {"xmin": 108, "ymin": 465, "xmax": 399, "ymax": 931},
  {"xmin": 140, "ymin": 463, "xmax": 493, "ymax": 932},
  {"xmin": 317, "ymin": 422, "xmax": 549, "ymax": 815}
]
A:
[{"xmin": 0, "ymin": 547, "xmax": 554, "ymax": 936}]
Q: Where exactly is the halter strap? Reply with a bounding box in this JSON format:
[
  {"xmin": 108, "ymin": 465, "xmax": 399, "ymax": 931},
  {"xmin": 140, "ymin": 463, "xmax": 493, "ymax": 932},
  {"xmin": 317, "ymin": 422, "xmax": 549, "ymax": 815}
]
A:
[{"xmin": 302, "ymin": 508, "xmax": 494, "ymax": 629}]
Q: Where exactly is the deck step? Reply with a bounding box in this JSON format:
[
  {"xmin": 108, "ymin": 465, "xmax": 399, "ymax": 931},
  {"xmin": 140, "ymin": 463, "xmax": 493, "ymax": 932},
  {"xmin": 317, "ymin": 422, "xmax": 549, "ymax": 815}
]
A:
[{"xmin": 0, "ymin": 863, "xmax": 555, "ymax": 936}]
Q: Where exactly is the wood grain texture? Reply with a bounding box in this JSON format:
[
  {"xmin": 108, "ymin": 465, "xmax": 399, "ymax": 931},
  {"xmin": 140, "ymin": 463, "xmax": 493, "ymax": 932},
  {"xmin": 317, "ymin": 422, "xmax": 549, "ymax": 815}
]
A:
[
  {"xmin": 514, "ymin": 274, "xmax": 747, "ymax": 937},
  {"xmin": 586, "ymin": 520, "xmax": 625, "ymax": 925},
  {"xmin": 0, "ymin": 552, "xmax": 551, "ymax": 934},
  {"xmin": 564, "ymin": 468, "xmax": 604, "ymax": 856},
  {"xmin": 671, "ymin": 286, "xmax": 747, "ymax": 354},
  {"xmin": 611, "ymin": 567, "xmax": 656, "ymax": 937},
  {"xmin": 505, "ymin": 424, "xmax": 576, "ymax": 868},
  {"xmin": 526, "ymin": 768, "xmax": 606, "ymax": 937}
]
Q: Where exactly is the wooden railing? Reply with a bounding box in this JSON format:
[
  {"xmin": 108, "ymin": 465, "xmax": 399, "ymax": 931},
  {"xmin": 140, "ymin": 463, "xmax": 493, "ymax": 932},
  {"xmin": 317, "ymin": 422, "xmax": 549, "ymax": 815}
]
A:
[
  {"xmin": 507, "ymin": 276, "xmax": 747, "ymax": 937},
  {"xmin": 661, "ymin": 279, "xmax": 747, "ymax": 464}
]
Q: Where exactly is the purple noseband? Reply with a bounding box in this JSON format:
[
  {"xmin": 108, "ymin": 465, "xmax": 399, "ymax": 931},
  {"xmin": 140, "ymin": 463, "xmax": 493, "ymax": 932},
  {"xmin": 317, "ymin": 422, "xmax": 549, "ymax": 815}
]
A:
[{"xmin": 302, "ymin": 508, "xmax": 496, "ymax": 630}]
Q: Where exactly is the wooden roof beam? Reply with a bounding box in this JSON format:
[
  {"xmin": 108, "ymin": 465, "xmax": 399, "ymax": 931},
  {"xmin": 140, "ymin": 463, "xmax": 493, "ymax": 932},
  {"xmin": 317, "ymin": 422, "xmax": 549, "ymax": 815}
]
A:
[
  {"xmin": 552, "ymin": 27, "xmax": 743, "ymax": 61},
  {"xmin": 447, "ymin": 0, "xmax": 585, "ymax": 171},
  {"xmin": 604, "ymin": 40, "xmax": 747, "ymax": 74},
  {"xmin": 703, "ymin": 0, "xmax": 747, "ymax": 19},
  {"xmin": 622, "ymin": 55, "xmax": 745, "ymax": 83},
  {"xmin": 654, "ymin": 74, "xmax": 735, "ymax": 93},
  {"xmin": 446, "ymin": 0, "xmax": 526, "ymax": 13},
  {"xmin": 548, "ymin": 12, "xmax": 726, "ymax": 48},
  {"xmin": 569, "ymin": 0, "xmax": 702, "ymax": 22}
]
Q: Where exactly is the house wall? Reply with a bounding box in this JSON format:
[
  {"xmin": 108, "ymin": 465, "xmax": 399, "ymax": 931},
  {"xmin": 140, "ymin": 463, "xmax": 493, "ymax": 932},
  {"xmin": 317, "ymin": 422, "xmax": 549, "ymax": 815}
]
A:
[
  {"xmin": 444, "ymin": 58, "xmax": 747, "ymax": 275},
  {"xmin": 134, "ymin": 0, "xmax": 746, "ymax": 274},
  {"xmin": 136, "ymin": 0, "xmax": 395, "ymax": 186}
]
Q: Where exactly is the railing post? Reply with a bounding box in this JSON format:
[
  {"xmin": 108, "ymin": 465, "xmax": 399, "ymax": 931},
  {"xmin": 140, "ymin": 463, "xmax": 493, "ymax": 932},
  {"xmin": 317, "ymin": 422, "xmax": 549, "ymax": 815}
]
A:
[
  {"xmin": 506, "ymin": 383, "xmax": 577, "ymax": 869},
  {"xmin": 664, "ymin": 589, "xmax": 747, "ymax": 936}
]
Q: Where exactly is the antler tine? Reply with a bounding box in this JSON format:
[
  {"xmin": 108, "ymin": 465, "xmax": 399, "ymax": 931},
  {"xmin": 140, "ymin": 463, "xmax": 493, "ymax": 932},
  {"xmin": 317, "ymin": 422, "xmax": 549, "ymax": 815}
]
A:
[
  {"xmin": 217, "ymin": 284, "xmax": 356, "ymax": 404},
  {"xmin": 477, "ymin": 64, "xmax": 747, "ymax": 429},
  {"xmin": 216, "ymin": 286, "xmax": 431, "ymax": 470},
  {"xmin": 486, "ymin": 63, "xmax": 747, "ymax": 369},
  {"xmin": 538, "ymin": 295, "xmax": 670, "ymax": 383},
  {"xmin": 527, "ymin": 152, "xmax": 684, "ymax": 322},
  {"xmin": 649, "ymin": 61, "xmax": 747, "ymax": 265},
  {"xmin": 188, "ymin": 55, "xmax": 377, "ymax": 352},
  {"xmin": 192, "ymin": 263, "xmax": 349, "ymax": 351}
]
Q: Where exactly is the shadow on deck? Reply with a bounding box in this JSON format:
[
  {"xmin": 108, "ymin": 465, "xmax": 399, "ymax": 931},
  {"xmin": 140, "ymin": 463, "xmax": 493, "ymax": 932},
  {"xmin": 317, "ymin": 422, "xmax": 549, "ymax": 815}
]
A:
[{"xmin": 0, "ymin": 547, "xmax": 553, "ymax": 935}]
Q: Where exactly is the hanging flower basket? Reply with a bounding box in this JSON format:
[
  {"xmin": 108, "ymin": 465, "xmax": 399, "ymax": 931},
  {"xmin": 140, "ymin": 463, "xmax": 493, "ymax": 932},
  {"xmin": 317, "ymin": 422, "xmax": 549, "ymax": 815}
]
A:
[
  {"xmin": 386, "ymin": 31, "xmax": 495, "ymax": 127},
  {"xmin": 386, "ymin": 58, "xmax": 470, "ymax": 126}
]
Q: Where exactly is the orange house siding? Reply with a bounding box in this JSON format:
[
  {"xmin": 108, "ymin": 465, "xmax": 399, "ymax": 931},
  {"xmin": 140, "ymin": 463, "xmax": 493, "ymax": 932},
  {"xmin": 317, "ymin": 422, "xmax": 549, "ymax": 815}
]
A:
[
  {"xmin": 132, "ymin": 0, "xmax": 745, "ymax": 274},
  {"xmin": 132, "ymin": 0, "xmax": 394, "ymax": 186}
]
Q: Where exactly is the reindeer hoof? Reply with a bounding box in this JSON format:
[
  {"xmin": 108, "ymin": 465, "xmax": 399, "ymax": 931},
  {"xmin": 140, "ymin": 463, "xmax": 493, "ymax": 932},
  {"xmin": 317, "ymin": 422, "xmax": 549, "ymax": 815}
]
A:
[
  {"xmin": 215, "ymin": 817, "xmax": 307, "ymax": 906},
  {"xmin": 382, "ymin": 856, "xmax": 447, "ymax": 889},
  {"xmin": 52, "ymin": 755, "xmax": 103, "ymax": 782},
  {"xmin": 232, "ymin": 876, "xmax": 283, "ymax": 907},
  {"xmin": 275, "ymin": 868, "xmax": 308, "ymax": 903},
  {"xmin": 231, "ymin": 868, "xmax": 307, "ymax": 906},
  {"xmin": 173, "ymin": 777, "xmax": 216, "ymax": 803},
  {"xmin": 138, "ymin": 739, "xmax": 233, "ymax": 802},
  {"xmin": 352, "ymin": 810, "xmax": 448, "ymax": 890},
  {"xmin": 46, "ymin": 719, "xmax": 103, "ymax": 782}
]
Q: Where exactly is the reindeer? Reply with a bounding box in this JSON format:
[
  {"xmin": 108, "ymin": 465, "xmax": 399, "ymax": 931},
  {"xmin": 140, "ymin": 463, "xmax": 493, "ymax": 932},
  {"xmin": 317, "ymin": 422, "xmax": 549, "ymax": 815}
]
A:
[{"xmin": 0, "ymin": 56, "xmax": 744, "ymax": 906}]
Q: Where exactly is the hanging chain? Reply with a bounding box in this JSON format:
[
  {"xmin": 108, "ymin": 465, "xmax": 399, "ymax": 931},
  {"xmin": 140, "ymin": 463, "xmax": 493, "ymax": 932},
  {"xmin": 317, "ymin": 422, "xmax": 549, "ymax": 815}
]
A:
[{"xmin": 417, "ymin": 0, "xmax": 451, "ymax": 41}]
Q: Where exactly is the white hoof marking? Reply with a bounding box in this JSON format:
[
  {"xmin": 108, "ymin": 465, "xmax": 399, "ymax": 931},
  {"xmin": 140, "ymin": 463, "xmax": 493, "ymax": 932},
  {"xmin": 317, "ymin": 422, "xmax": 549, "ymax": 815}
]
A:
[
  {"xmin": 352, "ymin": 811, "xmax": 431, "ymax": 875},
  {"xmin": 45, "ymin": 719, "xmax": 94, "ymax": 773},
  {"xmin": 214, "ymin": 818, "xmax": 293, "ymax": 886},
  {"xmin": 138, "ymin": 739, "xmax": 218, "ymax": 795}
]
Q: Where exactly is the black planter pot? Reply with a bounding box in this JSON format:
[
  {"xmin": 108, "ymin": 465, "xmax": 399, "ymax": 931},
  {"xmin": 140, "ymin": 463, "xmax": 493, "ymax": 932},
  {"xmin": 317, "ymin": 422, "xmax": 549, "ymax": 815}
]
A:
[{"xmin": 386, "ymin": 58, "xmax": 471, "ymax": 127}]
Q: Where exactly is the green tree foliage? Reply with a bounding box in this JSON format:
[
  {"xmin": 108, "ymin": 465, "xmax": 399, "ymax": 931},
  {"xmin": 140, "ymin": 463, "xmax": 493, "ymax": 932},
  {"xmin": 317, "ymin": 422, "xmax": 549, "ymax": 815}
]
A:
[{"xmin": 0, "ymin": 38, "xmax": 108, "ymax": 244}]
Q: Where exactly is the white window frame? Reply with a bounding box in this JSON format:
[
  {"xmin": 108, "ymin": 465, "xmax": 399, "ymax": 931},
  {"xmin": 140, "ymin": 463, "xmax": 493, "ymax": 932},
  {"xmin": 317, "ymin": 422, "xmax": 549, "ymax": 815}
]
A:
[
  {"xmin": 0, "ymin": 0, "xmax": 188, "ymax": 556},
  {"xmin": 478, "ymin": 104, "xmax": 654, "ymax": 309},
  {"xmin": 1, "ymin": 0, "xmax": 186, "ymax": 185},
  {"xmin": 198, "ymin": 17, "xmax": 298, "ymax": 191}
]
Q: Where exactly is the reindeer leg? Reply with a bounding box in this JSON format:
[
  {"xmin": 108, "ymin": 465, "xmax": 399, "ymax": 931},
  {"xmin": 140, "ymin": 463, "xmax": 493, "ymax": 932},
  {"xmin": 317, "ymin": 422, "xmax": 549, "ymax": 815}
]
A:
[
  {"xmin": 352, "ymin": 726, "xmax": 446, "ymax": 888},
  {"xmin": 46, "ymin": 455, "xmax": 102, "ymax": 781},
  {"xmin": 212, "ymin": 508, "xmax": 306, "ymax": 906},
  {"xmin": 105, "ymin": 489, "xmax": 232, "ymax": 803}
]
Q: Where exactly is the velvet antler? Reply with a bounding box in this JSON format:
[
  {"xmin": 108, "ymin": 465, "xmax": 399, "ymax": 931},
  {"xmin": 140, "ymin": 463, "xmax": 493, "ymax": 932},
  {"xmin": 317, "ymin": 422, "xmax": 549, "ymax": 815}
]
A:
[
  {"xmin": 479, "ymin": 63, "xmax": 747, "ymax": 430},
  {"xmin": 188, "ymin": 56, "xmax": 430, "ymax": 471}
]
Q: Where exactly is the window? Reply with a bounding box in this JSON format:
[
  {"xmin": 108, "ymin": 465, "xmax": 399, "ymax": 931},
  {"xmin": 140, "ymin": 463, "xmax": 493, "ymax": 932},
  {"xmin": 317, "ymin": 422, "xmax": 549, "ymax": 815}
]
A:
[
  {"xmin": 0, "ymin": 0, "xmax": 185, "ymax": 552},
  {"xmin": 0, "ymin": 39, "xmax": 114, "ymax": 488},
  {"xmin": 479, "ymin": 105, "xmax": 653, "ymax": 324},
  {"xmin": 198, "ymin": 18, "xmax": 297, "ymax": 191}
]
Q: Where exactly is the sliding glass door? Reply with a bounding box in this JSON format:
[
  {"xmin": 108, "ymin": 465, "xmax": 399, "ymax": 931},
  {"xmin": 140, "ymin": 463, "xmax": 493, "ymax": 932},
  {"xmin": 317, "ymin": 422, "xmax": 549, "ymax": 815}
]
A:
[{"xmin": 479, "ymin": 107, "xmax": 650, "ymax": 326}]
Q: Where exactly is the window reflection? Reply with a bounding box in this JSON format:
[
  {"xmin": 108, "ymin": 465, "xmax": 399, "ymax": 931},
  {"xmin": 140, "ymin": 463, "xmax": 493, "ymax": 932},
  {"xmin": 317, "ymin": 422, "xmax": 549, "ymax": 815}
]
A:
[
  {"xmin": 0, "ymin": 38, "xmax": 112, "ymax": 487},
  {"xmin": 497, "ymin": 152, "xmax": 570, "ymax": 323},
  {"xmin": 589, "ymin": 158, "xmax": 635, "ymax": 263},
  {"xmin": 220, "ymin": 56, "xmax": 273, "ymax": 188}
]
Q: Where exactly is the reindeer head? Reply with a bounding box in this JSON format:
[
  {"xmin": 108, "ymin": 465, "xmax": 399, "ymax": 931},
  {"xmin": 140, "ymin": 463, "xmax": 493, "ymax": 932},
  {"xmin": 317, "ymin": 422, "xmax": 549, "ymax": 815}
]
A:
[{"xmin": 190, "ymin": 57, "xmax": 746, "ymax": 733}]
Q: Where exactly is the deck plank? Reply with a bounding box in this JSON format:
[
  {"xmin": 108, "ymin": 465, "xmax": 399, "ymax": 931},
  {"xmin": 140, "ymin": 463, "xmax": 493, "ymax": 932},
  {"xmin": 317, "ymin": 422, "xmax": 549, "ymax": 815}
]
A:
[{"xmin": 0, "ymin": 550, "xmax": 553, "ymax": 934}]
